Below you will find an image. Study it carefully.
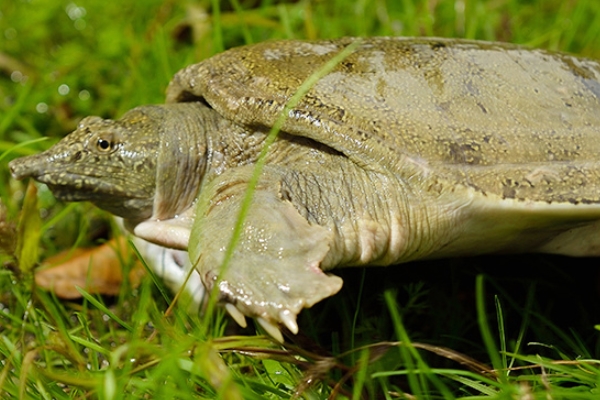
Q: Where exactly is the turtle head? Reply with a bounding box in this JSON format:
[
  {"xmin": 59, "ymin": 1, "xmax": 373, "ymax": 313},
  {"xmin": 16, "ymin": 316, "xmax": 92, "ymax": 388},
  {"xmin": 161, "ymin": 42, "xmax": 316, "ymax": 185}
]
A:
[
  {"xmin": 9, "ymin": 106, "xmax": 163, "ymax": 221},
  {"xmin": 9, "ymin": 104, "xmax": 207, "ymax": 223}
]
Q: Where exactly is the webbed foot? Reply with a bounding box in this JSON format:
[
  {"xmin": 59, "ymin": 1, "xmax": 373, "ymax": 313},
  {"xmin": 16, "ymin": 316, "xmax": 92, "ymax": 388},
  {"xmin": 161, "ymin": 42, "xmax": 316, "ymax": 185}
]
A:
[{"xmin": 189, "ymin": 168, "xmax": 342, "ymax": 340}]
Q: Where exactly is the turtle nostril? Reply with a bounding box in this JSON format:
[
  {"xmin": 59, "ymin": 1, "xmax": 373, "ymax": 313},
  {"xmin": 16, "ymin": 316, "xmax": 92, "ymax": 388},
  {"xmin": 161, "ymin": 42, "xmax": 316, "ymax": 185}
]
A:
[{"xmin": 8, "ymin": 158, "xmax": 24, "ymax": 180}]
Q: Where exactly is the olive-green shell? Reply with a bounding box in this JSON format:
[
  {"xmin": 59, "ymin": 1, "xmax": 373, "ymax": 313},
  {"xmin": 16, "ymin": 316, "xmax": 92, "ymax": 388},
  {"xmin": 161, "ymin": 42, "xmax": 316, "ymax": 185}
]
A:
[{"xmin": 166, "ymin": 37, "xmax": 600, "ymax": 205}]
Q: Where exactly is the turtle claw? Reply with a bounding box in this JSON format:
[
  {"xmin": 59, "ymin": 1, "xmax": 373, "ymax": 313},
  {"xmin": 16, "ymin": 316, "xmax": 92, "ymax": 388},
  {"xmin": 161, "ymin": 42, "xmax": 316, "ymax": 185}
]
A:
[
  {"xmin": 226, "ymin": 303, "xmax": 297, "ymax": 339},
  {"xmin": 279, "ymin": 309, "xmax": 299, "ymax": 335},
  {"xmin": 225, "ymin": 303, "xmax": 247, "ymax": 328},
  {"xmin": 257, "ymin": 317, "xmax": 284, "ymax": 343},
  {"xmin": 210, "ymin": 264, "xmax": 342, "ymax": 339}
]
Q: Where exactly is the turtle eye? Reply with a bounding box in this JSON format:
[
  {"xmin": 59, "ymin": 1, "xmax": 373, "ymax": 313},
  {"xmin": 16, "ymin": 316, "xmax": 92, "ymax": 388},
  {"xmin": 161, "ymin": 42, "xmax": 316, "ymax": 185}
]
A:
[
  {"xmin": 94, "ymin": 136, "xmax": 116, "ymax": 153},
  {"xmin": 97, "ymin": 138, "xmax": 112, "ymax": 151}
]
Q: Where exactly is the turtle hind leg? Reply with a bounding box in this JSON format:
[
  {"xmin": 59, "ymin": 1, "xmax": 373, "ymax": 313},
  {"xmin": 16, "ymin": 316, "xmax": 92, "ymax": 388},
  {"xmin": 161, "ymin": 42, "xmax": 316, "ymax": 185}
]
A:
[
  {"xmin": 190, "ymin": 167, "xmax": 343, "ymax": 340},
  {"xmin": 537, "ymin": 219, "xmax": 600, "ymax": 256}
]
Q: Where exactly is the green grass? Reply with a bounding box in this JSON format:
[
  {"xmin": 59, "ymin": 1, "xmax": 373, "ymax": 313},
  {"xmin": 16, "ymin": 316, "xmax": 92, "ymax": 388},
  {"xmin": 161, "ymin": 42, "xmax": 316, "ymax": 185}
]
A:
[{"xmin": 2, "ymin": 0, "xmax": 600, "ymax": 398}]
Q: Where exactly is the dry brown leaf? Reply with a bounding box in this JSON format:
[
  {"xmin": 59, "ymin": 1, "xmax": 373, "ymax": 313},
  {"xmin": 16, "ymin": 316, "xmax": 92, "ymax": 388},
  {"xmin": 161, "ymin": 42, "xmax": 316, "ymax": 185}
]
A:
[{"xmin": 35, "ymin": 237, "xmax": 145, "ymax": 298}]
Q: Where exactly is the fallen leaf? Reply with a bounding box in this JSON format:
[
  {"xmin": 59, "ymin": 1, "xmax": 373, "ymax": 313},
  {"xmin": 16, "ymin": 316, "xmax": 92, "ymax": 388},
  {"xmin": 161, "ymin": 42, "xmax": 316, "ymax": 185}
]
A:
[{"xmin": 35, "ymin": 237, "xmax": 145, "ymax": 298}]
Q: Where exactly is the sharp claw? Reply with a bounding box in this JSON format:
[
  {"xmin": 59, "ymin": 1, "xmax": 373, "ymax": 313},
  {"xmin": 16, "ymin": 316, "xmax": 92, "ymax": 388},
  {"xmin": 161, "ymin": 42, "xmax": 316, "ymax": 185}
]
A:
[
  {"xmin": 225, "ymin": 303, "xmax": 247, "ymax": 328},
  {"xmin": 257, "ymin": 317, "xmax": 284, "ymax": 343},
  {"xmin": 279, "ymin": 309, "xmax": 298, "ymax": 334}
]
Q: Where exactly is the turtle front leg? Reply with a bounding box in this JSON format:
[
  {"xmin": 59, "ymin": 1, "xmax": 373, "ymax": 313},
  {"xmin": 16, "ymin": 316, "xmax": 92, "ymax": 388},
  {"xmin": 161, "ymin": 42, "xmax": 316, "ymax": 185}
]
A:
[{"xmin": 189, "ymin": 167, "xmax": 343, "ymax": 341}]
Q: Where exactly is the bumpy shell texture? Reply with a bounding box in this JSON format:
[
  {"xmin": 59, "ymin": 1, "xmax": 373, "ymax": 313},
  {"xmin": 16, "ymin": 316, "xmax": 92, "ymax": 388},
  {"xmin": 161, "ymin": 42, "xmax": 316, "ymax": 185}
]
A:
[{"xmin": 167, "ymin": 37, "xmax": 600, "ymax": 205}]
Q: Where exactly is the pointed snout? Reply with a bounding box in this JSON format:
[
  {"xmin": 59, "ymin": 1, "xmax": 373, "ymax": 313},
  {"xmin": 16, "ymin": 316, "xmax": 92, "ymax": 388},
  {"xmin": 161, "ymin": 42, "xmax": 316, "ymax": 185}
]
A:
[{"xmin": 9, "ymin": 153, "xmax": 49, "ymax": 180}]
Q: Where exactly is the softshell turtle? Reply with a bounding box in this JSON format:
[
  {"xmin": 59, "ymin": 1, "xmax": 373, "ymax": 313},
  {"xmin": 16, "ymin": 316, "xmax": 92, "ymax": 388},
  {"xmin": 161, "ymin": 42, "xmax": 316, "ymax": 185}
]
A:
[{"xmin": 9, "ymin": 37, "xmax": 600, "ymax": 340}]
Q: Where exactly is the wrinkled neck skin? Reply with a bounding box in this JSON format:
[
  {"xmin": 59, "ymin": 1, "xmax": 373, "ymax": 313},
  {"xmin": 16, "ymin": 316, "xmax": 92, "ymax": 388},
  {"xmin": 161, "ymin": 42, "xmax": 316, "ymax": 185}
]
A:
[
  {"xmin": 151, "ymin": 102, "xmax": 268, "ymax": 220},
  {"xmin": 151, "ymin": 104, "xmax": 209, "ymax": 222},
  {"xmin": 127, "ymin": 102, "xmax": 269, "ymax": 245}
]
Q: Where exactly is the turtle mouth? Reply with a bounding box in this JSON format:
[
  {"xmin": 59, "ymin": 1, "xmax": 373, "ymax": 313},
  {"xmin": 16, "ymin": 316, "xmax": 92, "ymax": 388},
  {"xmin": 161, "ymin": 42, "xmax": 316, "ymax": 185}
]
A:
[
  {"xmin": 31, "ymin": 170, "xmax": 134, "ymax": 203},
  {"xmin": 41, "ymin": 173, "xmax": 154, "ymax": 221},
  {"xmin": 42, "ymin": 176, "xmax": 119, "ymax": 202},
  {"xmin": 45, "ymin": 183, "xmax": 94, "ymax": 202}
]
